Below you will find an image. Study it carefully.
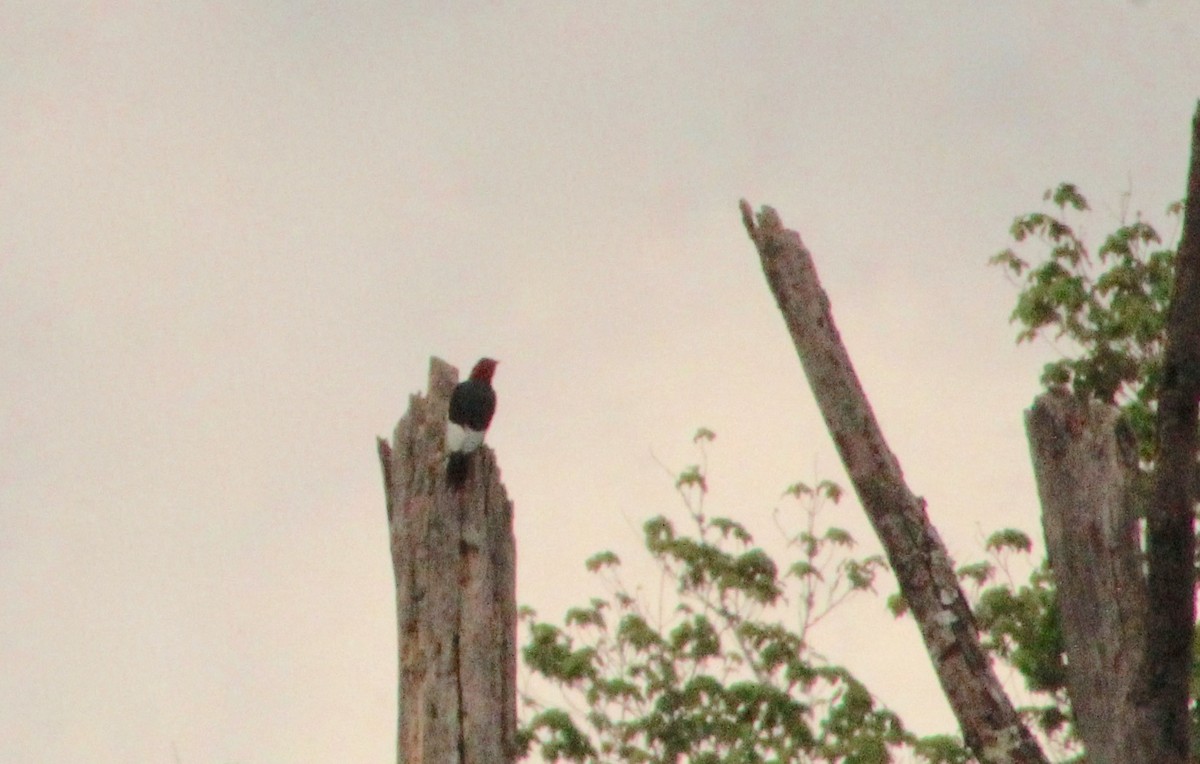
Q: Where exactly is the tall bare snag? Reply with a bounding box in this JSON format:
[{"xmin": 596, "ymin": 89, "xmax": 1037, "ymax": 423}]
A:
[{"xmin": 377, "ymin": 357, "xmax": 517, "ymax": 764}]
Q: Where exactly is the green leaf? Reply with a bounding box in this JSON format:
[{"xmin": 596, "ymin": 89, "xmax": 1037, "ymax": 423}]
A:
[
  {"xmin": 565, "ymin": 603, "xmax": 606, "ymax": 629},
  {"xmin": 824, "ymin": 527, "xmax": 854, "ymax": 546},
  {"xmin": 845, "ymin": 558, "xmax": 881, "ymax": 590},
  {"xmin": 783, "ymin": 481, "xmax": 813, "ymax": 498},
  {"xmin": 617, "ymin": 613, "xmax": 662, "ymax": 650},
  {"xmin": 585, "ymin": 550, "xmax": 620, "ymax": 572},
  {"xmin": 985, "ymin": 528, "xmax": 1033, "ymax": 554},
  {"xmin": 1048, "ymin": 182, "xmax": 1089, "ymax": 211},
  {"xmin": 789, "ymin": 560, "xmax": 822, "ymax": 581},
  {"xmin": 527, "ymin": 708, "xmax": 597, "ymax": 760},
  {"xmin": 988, "ymin": 248, "xmax": 1029, "ymax": 275},
  {"xmin": 710, "ymin": 516, "xmax": 753, "ymax": 544},
  {"xmin": 818, "ymin": 479, "xmax": 845, "ymax": 503},
  {"xmin": 956, "ymin": 561, "xmax": 994, "ymax": 586},
  {"xmin": 729, "ymin": 548, "xmax": 782, "ymax": 604},
  {"xmin": 676, "ymin": 464, "xmax": 707, "ymax": 492}
]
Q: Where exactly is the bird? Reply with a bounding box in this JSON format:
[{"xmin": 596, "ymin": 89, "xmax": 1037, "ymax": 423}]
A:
[{"xmin": 445, "ymin": 358, "xmax": 498, "ymax": 489}]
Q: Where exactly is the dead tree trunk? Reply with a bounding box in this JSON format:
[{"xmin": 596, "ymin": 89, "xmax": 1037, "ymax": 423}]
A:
[
  {"xmin": 1025, "ymin": 390, "xmax": 1152, "ymax": 762},
  {"xmin": 1139, "ymin": 101, "xmax": 1200, "ymax": 764},
  {"xmin": 740, "ymin": 202, "xmax": 1049, "ymax": 764},
  {"xmin": 377, "ymin": 357, "xmax": 517, "ymax": 764}
]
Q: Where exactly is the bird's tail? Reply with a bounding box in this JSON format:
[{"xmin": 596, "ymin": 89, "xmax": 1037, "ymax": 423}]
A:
[{"xmin": 446, "ymin": 452, "xmax": 470, "ymax": 489}]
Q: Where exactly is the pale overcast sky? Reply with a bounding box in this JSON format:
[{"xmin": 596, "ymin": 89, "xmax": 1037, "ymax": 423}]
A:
[{"xmin": 2, "ymin": 2, "xmax": 1198, "ymax": 762}]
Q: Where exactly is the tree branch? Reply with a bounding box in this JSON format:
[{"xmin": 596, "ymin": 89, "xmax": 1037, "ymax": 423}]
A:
[
  {"xmin": 1140, "ymin": 100, "xmax": 1200, "ymax": 763},
  {"xmin": 740, "ymin": 201, "xmax": 1048, "ymax": 764}
]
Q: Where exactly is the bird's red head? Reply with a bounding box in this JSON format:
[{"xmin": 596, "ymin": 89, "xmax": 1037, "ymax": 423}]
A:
[{"xmin": 469, "ymin": 357, "xmax": 499, "ymax": 383}]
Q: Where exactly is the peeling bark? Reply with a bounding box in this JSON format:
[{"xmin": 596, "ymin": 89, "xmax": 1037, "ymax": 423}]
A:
[
  {"xmin": 741, "ymin": 202, "xmax": 1048, "ymax": 764},
  {"xmin": 377, "ymin": 357, "xmax": 517, "ymax": 764},
  {"xmin": 1026, "ymin": 390, "xmax": 1152, "ymax": 762}
]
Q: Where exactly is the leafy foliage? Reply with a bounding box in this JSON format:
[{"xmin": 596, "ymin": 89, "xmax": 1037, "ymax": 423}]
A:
[
  {"xmin": 518, "ymin": 431, "xmax": 967, "ymax": 763},
  {"xmin": 989, "ymin": 182, "xmax": 1180, "ymax": 462}
]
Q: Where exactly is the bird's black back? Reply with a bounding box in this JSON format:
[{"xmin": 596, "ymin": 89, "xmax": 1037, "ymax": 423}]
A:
[{"xmin": 448, "ymin": 379, "xmax": 496, "ymax": 431}]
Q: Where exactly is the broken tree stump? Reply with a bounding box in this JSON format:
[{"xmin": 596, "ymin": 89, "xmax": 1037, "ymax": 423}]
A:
[
  {"xmin": 377, "ymin": 357, "xmax": 517, "ymax": 764},
  {"xmin": 1025, "ymin": 389, "xmax": 1152, "ymax": 762}
]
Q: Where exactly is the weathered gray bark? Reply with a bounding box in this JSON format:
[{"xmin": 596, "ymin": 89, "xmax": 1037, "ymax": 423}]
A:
[
  {"xmin": 377, "ymin": 357, "xmax": 517, "ymax": 764},
  {"xmin": 740, "ymin": 202, "xmax": 1049, "ymax": 764},
  {"xmin": 1138, "ymin": 101, "xmax": 1200, "ymax": 764},
  {"xmin": 1026, "ymin": 390, "xmax": 1153, "ymax": 763}
]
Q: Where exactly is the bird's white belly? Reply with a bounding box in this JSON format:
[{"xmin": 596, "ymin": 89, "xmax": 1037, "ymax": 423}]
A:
[{"xmin": 446, "ymin": 422, "xmax": 485, "ymax": 453}]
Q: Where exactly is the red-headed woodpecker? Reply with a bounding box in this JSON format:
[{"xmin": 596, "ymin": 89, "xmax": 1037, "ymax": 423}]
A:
[{"xmin": 445, "ymin": 357, "xmax": 498, "ymax": 489}]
